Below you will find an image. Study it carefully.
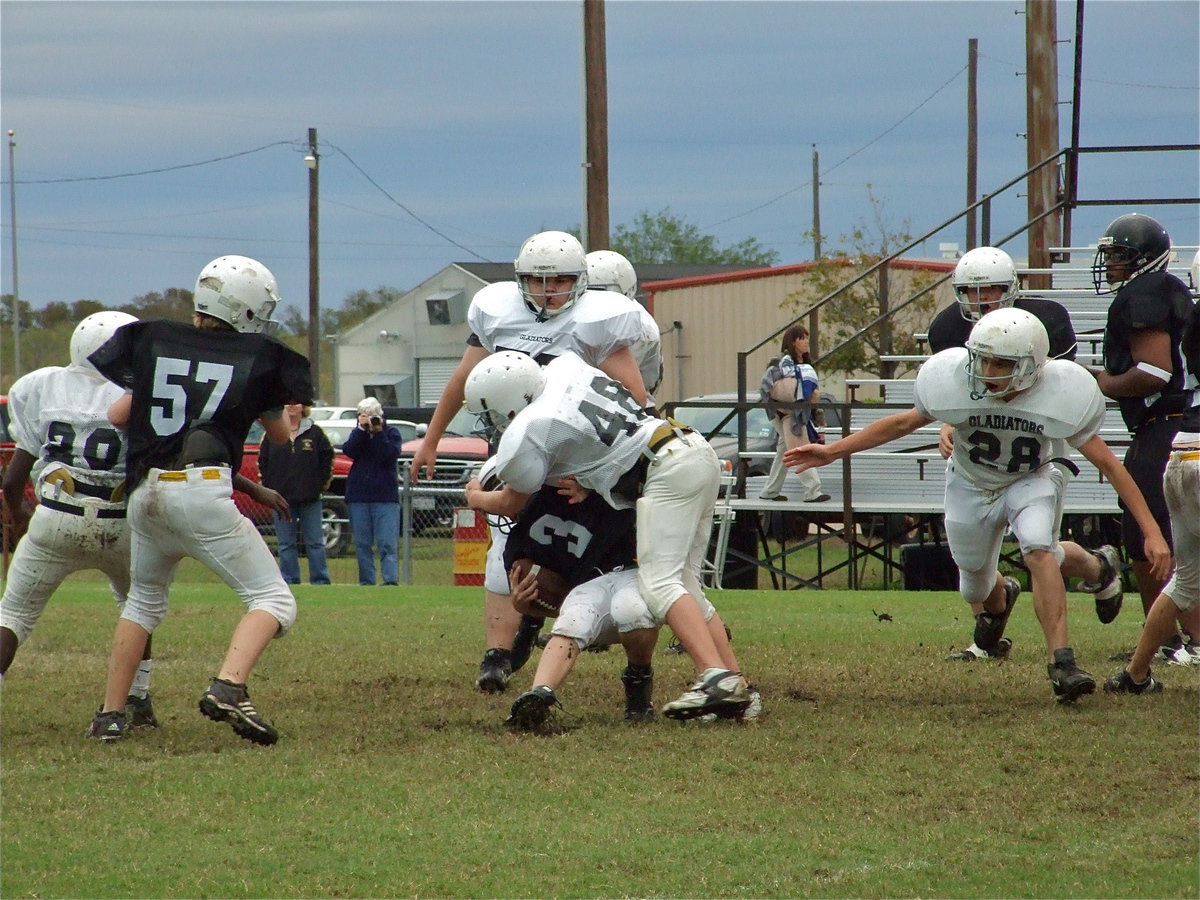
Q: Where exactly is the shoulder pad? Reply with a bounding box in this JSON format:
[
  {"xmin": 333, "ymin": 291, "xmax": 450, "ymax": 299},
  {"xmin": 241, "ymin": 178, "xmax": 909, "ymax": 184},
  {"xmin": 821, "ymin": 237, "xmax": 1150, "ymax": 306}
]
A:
[{"xmin": 914, "ymin": 348, "xmax": 970, "ymax": 419}]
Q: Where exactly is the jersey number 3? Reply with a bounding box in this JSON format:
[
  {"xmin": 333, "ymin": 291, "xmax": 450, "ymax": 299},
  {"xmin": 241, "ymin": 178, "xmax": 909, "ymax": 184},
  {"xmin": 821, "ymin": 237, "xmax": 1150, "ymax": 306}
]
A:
[{"xmin": 150, "ymin": 357, "xmax": 235, "ymax": 437}]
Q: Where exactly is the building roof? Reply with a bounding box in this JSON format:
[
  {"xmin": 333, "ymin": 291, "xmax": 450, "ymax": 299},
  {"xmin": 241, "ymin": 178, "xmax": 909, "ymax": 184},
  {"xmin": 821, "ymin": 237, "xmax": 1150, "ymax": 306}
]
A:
[{"xmin": 640, "ymin": 257, "xmax": 956, "ymax": 294}]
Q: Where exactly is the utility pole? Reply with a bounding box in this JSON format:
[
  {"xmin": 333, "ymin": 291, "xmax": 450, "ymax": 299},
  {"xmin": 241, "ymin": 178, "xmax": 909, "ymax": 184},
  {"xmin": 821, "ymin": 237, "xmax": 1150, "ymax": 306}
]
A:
[
  {"xmin": 1063, "ymin": 0, "xmax": 1085, "ymax": 248},
  {"xmin": 811, "ymin": 145, "xmax": 821, "ymax": 261},
  {"xmin": 810, "ymin": 144, "xmax": 821, "ymax": 357},
  {"xmin": 305, "ymin": 127, "xmax": 320, "ymax": 399},
  {"xmin": 1025, "ymin": 0, "xmax": 1061, "ymax": 289},
  {"xmin": 582, "ymin": 0, "xmax": 610, "ymax": 250},
  {"xmin": 966, "ymin": 39, "xmax": 978, "ymax": 251},
  {"xmin": 6, "ymin": 130, "xmax": 20, "ymax": 380}
]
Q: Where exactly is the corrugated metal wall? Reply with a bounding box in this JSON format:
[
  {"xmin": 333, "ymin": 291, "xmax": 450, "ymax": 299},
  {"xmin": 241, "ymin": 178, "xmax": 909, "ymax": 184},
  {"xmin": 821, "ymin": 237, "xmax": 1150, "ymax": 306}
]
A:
[{"xmin": 650, "ymin": 265, "xmax": 955, "ymax": 405}]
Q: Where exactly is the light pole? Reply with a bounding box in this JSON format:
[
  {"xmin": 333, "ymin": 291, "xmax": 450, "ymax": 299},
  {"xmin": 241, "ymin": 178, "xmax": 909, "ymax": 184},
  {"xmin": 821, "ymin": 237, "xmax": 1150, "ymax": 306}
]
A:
[
  {"xmin": 305, "ymin": 127, "xmax": 320, "ymax": 400},
  {"xmin": 6, "ymin": 129, "xmax": 20, "ymax": 380}
]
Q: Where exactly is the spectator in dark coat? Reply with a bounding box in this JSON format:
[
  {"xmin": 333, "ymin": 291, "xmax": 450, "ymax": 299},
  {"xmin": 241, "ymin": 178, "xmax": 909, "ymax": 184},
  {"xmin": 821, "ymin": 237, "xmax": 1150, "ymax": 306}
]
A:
[
  {"xmin": 343, "ymin": 396, "xmax": 402, "ymax": 585},
  {"xmin": 259, "ymin": 403, "xmax": 334, "ymax": 585}
]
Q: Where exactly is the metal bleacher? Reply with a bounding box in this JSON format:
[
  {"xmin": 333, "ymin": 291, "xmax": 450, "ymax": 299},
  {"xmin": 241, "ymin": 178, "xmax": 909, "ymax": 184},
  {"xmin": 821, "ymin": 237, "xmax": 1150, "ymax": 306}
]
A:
[{"xmin": 713, "ymin": 246, "xmax": 1198, "ymax": 591}]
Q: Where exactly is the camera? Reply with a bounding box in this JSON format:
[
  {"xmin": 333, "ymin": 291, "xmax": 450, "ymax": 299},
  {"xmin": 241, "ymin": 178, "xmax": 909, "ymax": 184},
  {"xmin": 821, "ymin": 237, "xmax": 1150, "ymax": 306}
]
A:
[{"xmin": 369, "ymin": 415, "xmax": 383, "ymax": 427}]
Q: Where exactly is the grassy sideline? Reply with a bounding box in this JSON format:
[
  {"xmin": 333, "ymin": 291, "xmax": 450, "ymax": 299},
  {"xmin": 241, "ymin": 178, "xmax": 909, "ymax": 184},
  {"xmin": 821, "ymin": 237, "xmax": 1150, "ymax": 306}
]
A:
[{"xmin": 1, "ymin": 581, "xmax": 1197, "ymax": 899}]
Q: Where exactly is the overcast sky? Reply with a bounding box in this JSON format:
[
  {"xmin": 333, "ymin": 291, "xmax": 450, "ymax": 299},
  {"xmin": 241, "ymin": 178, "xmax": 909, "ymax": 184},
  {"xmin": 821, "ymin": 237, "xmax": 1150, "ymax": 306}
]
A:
[{"xmin": 2, "ymin": 0, "xmax": 1197, "ymax": 318}]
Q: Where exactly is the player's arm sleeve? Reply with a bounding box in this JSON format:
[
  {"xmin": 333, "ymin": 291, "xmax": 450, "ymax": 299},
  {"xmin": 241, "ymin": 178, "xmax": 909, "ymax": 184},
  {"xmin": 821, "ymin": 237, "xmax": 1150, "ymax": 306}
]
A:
[
  {"xmin": 495, "ymin": 441, "xmax": 550, "ymax": 495},
  {"xmin": 1044, "ymin": 302, "xmax": 1078, "ymax": 360},
  {"xmin": 277, "ymin": 347, "xmax": 315, "ymax": 406},
  {"xmin": 926, "ymin": 308, "xmax": 953, "ymax": 354},
  {"xmin": 6, "ymin": 376, "xmax": 39, "ymax": 454},
  {"xmin": 1066, "ymin": 390, "xmax": 1108, "ymax": 448},
  {"xmin": 87, "ymin": 323, "xmax": 137, "ymax": 388},
  {"xmin": 465, "ymin": 297, "xmax": 496, "ymax": 352}
]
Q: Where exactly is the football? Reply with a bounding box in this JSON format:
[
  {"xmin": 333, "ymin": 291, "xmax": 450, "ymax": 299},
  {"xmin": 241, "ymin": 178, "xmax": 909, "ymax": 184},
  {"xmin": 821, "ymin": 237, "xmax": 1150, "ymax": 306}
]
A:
[{"xmin": 509, "ymin": 557, "xmax": 570, "ymax": 618}]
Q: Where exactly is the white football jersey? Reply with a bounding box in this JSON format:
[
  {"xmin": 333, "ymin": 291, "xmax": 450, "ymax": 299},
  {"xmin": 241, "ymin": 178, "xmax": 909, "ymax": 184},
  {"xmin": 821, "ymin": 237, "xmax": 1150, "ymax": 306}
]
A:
[
  {"xmin": 494, "ymin": 353, "xmax": 661, "ymax": 509},
  {"xmin": 7, "ymin": 364, "xmax": 128, "ymax": 490},
  {"xmin": 914, "ymin": 348, "xmax": 1106, "ymax": 491},
  {"xmin": 468, "ymin": 282, "xmax": 649, "ymax": 369},
  {"xmin": 577, "ymin": 289, "xmax": 664, "ymax": 395}
]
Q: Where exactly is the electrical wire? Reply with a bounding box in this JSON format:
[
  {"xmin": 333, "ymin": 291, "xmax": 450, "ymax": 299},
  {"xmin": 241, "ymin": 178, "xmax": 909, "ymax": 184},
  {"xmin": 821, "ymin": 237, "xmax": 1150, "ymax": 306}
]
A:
[
  {"xmin": 6, "ymin": 141, "xmax": 295, "ymax": 184},
  {"xmin": 323, "ymin": 142, "xmax": 491, "ymax": 262},
  {"xmin": 703, "ymin": 64, "xmax": 968, "ymax": 229}
]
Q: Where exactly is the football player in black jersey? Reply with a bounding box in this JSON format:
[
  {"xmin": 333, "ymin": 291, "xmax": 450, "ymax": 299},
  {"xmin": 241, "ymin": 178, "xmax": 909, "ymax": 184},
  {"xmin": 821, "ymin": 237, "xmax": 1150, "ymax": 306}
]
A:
[
  {"xmin": 1090, "ymin": 214, "xmax": 1196, "ymax": 635},
  {"xmin": 86, "ymin": 255, "xmax": 312, "ymax": 745},
  {"xmin": 1107, "ymin": 286, "xmax": 1200, "ymax": 690}
]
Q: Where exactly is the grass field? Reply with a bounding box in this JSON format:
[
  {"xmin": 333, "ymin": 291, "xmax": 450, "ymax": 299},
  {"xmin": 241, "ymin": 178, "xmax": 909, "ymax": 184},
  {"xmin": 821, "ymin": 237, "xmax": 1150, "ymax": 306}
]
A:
[{"xmin": 1, "ymin": 580, "xmax": 1197, "ymax": 899}]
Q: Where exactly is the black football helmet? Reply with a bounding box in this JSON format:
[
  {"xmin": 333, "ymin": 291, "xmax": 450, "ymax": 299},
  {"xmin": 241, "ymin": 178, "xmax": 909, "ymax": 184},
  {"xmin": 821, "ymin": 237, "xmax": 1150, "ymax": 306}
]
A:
[{"xmin": 1091, "ymin": 213, "xmax": 1171, "ymax": 294}]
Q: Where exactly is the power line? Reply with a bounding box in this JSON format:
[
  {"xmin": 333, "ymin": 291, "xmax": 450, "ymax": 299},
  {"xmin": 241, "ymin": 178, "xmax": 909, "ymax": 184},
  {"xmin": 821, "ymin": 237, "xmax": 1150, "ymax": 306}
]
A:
[
  {"xmin": 323, "ymin": 142, "xmax": 491, "ymax": 262},
  {"xmin": 977, "ymin": 52, "xmax": 1198, "ymax": 90},
  {"xmin": 704, "ymin": 64, "xmax": 969, "ymax": 230},
  {"xmin": 2, "ymin": 141, "xmax": 295, "ymax": 185}
]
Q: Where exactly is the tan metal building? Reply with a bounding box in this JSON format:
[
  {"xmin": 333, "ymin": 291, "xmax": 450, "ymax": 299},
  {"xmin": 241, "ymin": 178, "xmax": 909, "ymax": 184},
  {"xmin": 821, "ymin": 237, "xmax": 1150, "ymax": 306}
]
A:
[{"xmin": 643, "ymin": 258, "xmax": 957, "ymax": 405}]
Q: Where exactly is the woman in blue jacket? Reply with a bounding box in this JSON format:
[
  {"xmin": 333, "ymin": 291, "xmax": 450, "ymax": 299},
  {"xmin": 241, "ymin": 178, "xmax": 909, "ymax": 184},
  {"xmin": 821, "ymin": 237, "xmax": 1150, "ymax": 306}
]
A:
[{"xmin": 343, "ymin": 397, "xmax": 403, "ymax": 585}]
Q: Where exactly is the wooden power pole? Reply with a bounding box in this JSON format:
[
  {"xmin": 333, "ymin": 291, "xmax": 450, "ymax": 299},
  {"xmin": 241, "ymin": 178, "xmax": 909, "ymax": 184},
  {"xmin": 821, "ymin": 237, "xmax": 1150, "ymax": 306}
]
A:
[
  {"xmin": 583, "ymin": 0, "xmax": 610, "ymax": 250},
  {"xmin": 1025, "ymin": 1, "xmax": 1061, "ymax": 290},
  {"xmin": 306, "ymin": 127, "xmax": 320, "ymax": 397},
  {"xmin": 966, "ymin": 38, "xmax": 978, "ymax": 251}
]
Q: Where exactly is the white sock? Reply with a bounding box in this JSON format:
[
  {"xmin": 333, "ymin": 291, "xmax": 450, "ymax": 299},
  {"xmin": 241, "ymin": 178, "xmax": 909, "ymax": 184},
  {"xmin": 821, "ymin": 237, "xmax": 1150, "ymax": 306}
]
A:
[{"xmin": 130, "ymin": 660, "xmax": 152, "ymax": 699}]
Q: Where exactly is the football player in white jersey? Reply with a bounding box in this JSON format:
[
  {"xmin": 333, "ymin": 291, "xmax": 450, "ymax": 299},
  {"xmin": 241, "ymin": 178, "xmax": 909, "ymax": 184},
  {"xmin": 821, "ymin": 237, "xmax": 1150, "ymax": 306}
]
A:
[
  {"xmin": 0, "ymin": 312, "xmax": 161, "ymax": 724},
  {"xmin": 412, "ymin": 231, "xmax": 658, "ymax": 695},
  {"xmin": 788, "ymin": 309, "xmax": 1172, "ymax": 703},
  {"xmin": 585, "ymin": 249, "xmax": 664, "ymax": 398},
  {"xmin": 462, "ymin": 350, "xmax": 753, "ymax": 720}
]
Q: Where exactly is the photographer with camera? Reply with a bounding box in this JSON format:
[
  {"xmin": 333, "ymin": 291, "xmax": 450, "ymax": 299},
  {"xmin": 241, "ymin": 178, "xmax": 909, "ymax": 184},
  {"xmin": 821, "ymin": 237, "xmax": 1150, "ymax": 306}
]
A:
[{"xmin": 343, "ymin": 396, "xmax": 403, "ymax": 585}]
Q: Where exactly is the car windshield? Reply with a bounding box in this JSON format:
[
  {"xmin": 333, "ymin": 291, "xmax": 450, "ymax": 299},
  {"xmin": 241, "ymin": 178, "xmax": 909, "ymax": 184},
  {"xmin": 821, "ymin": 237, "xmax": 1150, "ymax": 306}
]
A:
[
  {"xmin": 444, "ymin": 406, "xmax": 488, "ymax": 439},
  {"xmin": 672, "ymin": 404, "xmax": 775, "ymax": 440},
  {"xmin": 309, "ymin": 407, "xmax": 356, "ymax": 421}
]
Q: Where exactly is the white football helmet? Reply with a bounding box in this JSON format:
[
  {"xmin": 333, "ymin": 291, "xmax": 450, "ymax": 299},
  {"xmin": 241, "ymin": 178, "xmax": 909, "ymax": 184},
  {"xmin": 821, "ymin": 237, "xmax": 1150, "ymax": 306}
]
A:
[
  {"xmin": 193, "ymin": 255, "xmax": 281, "ymax": 335},
  {"xmin": 514, "ymin": 231, "xmax": 588, "ymax": 320},
  {"xmin": 69, "ymin": 310, "xmax": 138, "ymax": 378},
  {"xmin": 464, "ymin": 351, "xmax": 546, "ymax": 435},
  {"xmin": 965, "ymin": 308, "xmax": 1049, "ymax": 400},
  {"xmin": 585, "ymin": 250, "xmax": 638, "ymax": 300},
  {"xmin": 952, "ymin": 247, "xmax": 1018, "ymax": 321}
]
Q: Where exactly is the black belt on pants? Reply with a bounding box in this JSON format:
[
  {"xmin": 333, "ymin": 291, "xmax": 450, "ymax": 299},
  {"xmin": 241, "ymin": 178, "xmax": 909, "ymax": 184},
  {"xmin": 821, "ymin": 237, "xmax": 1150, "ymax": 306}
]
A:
[{"xmin": 40, "ymin": 496, "xmax": 127, "ymax": 519}]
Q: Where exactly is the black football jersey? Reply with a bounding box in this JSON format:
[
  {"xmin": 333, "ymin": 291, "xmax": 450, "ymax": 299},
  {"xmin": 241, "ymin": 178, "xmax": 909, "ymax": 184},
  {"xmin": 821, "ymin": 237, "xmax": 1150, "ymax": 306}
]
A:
[
  {"xmin": 1102, "ymin": 271, "xmax": 1194, "ymax": 430},
  {"xmin": 1177, "ymin": 295, "xmax": 1200, "ymax": 432},
  {"xmin": 502, "ymin": 485, "xmax": 636, "ymax": 590},
  {"xmin": 928, "ymin": 296, "xmax": 1077, "ymax": 360},
  {"xmin": 89, "ymin": 319, "xmax": 313, "ymax": 489}
]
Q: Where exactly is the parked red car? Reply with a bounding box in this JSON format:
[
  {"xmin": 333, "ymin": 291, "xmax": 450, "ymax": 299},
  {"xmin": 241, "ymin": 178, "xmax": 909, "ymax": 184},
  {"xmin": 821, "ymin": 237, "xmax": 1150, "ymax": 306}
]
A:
[{"xmin": 399, "ymin": 409, "xmax": 489, "ymax": 533}]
